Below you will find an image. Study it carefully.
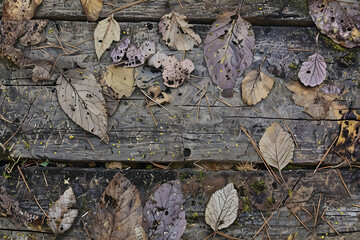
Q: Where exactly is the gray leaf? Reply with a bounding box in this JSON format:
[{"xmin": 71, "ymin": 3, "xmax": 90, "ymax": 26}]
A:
[{"xmin": 298, "ymin": 53, "xmax": 327, "ymax": 87}]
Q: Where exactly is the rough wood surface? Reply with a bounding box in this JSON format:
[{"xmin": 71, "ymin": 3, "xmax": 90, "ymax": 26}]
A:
[
  {"xmin": 0, "ymin": 167, "xmax": 359, "ymax": 239},
  {"xmin": 1, "ymin": 19, "xmax": 359, "ymax": 164}
]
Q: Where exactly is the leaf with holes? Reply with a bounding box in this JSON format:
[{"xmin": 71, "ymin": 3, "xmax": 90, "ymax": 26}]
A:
[
  {"xmin": 205, "ymin": 183, "xmax": 238, "ymax": 231},
  {"xmin": 47, "ymin": 188, "xmax": 78, "ymax": 235},
  {"xmin": 90, "ymin": 173, "xmax": 144, "ymax": 240},
  {"xmin": 57, "ymin": 69, "xmax": 109, "ymax": 143},
  {"xmin": 143, "ymin": 179, "xmax": 186, "ymax": 240},
  {"xmin": 298, "ymin": 53, "xmax": 327, "ymax": 87},
  {"xmin": 94, "ymin": 15, "xmax": 120, "ymax": 60},
  {"xmin": 159, "ymin": 11, "xmax": 201, "ymax": 51},
  {"xmin": 147, "ymin": 86, "xmax": 172, "ymax": 106},
  {"xmin": 241, "ymin": 70, "xmax": 274, "ymax": 105},
  {"xmin": 204, "ymin": 8, "xmax": 255, "ymax": 98},
  {"xmin": 2, "ymin": 0, "xmax": 43, "ymax": 20},
  {"xmin": 81, "ymin": 0, "xmax": 103, "ymax": 21},
  {"xmin": 308, "ymin": 0, "xmax": 360, "ymax": 48}
]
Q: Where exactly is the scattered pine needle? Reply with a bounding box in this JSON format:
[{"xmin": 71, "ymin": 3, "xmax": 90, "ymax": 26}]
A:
[
  {"xmin": 0, "ymin": 114, "xmax": 12, "ymax": 124},
  {"xmin": 313, "ymin": 194, "xmax": 322, "ymax": 230},
  {"xmin": 17, "ymin": 165, "xmax": 31, "ymax": 193},
  {"xmin": 336, "ymin": 168, "xmax": 352, "ymax": 196},
  {"xmin": 291, "ymin": 210, "xmax": 311, "ymax": 232},
  {"xmin": 215, "ymin": 230, "xmax": 242, "ymax": 240},
  {"xmin": 139, "ymin": 89, "xmax": 174, "ymax": 115},
  {"xmin": 42, "ymin": 172, "xmax": 48, "ymax": 186},
  {"xmin": 352, "ymin": 204, "xmax": 360, "ymax": 208},
  {"xmin": 301, "ymin": 207, "xmax": 313, "ymax": 218},
  {"xmin": 205, "ymin": 94, "xmax": 213, "ymax": 120},
  {"xmin": 84, "ymin": 133, "xmax": 96, "ymax": 151},
  {"xmin": 188, "ymin": 81, "xmax": 232, "ymax": 107},
  {"xmin": 261, "ymin": 212, "xmax": 271, "ymax": 229},
  {"xmin": 150, "ymin": 161, "xmax": 172, "ymax": 170},
  {"xmin": 107, "ymin": 0, "xmax": 148, "ymax": 15},
  {"xmin": 288, "ymin": 49, "xmax": 314, "ymax": 52},
  {"xmin": 322, "ymin": 216, "xmax": 340, "ymax": 236},
  {"xmin": 34, "ymin": 195, "xmax": 48, "ymax": 217},
  {"xmin": 177, "ymin": 0, "xmax": 183, "ymax": 8},
  {"xmin": 144, "ymin": 94, "xmax": 157, "ymax": 126},
  {"xmin": 81, "ymin": 218, "xmax": 92, "ymax": 240},
  {"xmin": 265, "ymin": 226, "xmax": 271, "ymax": 240},
  {"xmin": 314, "ymin": 136, "xmax": 338, "ymax": 173}
]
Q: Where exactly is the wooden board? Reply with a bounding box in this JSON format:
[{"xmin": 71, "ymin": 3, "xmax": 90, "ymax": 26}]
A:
[{"xmin": 0, "ymin": 167, "xmax": 359, "ymax": 239}]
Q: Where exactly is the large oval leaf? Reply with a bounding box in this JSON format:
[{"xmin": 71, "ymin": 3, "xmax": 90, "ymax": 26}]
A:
[
  {"xmin": 241, "ymin": 70, "xmax": 274, "ymax": 105},
  {"xmin": 94, "ymin": 15, "xmax": 120, "ymax": 59},
  {"xmin": 204, "ymin": 8, "xmax": 255, "ymax": 98},
  {"xmin": 57, "ymin": 69, "xmax": 108, "ymax": 143},
  {"xmin": 298, "ymin": 53, "xmax": 327, "ymax": 87},
  {"xmin": 308, "ymin": 0, "xmax": 360, "ymax": 48}
]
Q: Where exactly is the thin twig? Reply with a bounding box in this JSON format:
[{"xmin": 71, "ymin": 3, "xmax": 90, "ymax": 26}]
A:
[
  {"xmin": 188, "ymin": 81, "xmax": 232, "ymax": 107},
  {"xmin": 144, "ymin": 94, "xmax": 157, "ymax": 126},
  {"xmin": 84, "ymin": 133, "xmax": 96, "ymax": 151},
  {"xmin": 62, "ymin": 42, "xmax": 81, "ymax": 51},
  {"xmin": 291, "ymin": 210, "xmax": 311, "ymax": 232},
  {"xmin": 322, "ymin": 216, "xmax": 340, "ymax": 236},
  {"xmin": 107, "ymin": 0, "xmax": 148, "ymax": 15},
  {"xmin": 177, "ymin": 0, "xmax": 183, "ymax": 8},
  {"xmin": 150, "ymin": 161, "xmax": 172, "ymax": 170},
  {"xmin": 73, "ymin": 37, "xmax": 94, "ymax": 47},
  {"xmin": 34, "ymin": 196, "xmax": 48, "ymax": 217},
  {"xmin": 42, "ymin": 172, "xmax": 48, "ymax": 186},
  {"xmin": 265, "ymin": 226, "xmax": 271, "ymax": 240},
  {"xmin": 81, "ymin": 218, "xmax": 92, "ymax": 240},
  {"xmin": 314, "ymin": 136, "xmax": 338, "ymax": 173},
  {"xmin": 17, "ymin": 165, "xmax": 31, "ymax": 193},
  {"xmin": 273, "ymin": 107, "xmax": 298, "ymax": 148},
  {"xmin": 336, "ymin": 168, "xmax": 352, "ymax": 196},
  {"xmin": 0, "ymin": 114, "xmax": 12, "ymax": 124},
  {"xmin": 301, "ymin": 207, "xmax": 313, "ymax": 218},
  {"xmin": 215, "ymin": 230, "xmax": 242, "ymax": 240}
]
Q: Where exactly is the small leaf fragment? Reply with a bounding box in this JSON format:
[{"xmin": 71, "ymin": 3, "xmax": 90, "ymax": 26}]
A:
[
  {"xmin": 81, "ymin": 0, "xmax": 103, "ymax": 21},
  {"xmin": 94, "ymin": 15, "xmax": 120, "ymax": 59},
  {"xmin": 241, "ymin": 70, "xmax": 274, "ymax": 105},
  {"xmin": 205, "ymin": 182, "xmax": 239, "ymax": 231},
  {"xmin": 298, "ymin": 53, "xmax": 327, "ymax": 87},
  {"xmin": 47, "ymin": 188, "xmax": 78, "ymax": 235}
]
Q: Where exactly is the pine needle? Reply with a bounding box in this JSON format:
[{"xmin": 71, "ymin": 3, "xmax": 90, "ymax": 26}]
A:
[
  {"xmin": 314, "ymin": 136, "xmax": 338, "ymax": 173},
  {"xmin": 188, "ymin": 81, "xmax": 232, "ymax": 107},
  {"xmin": 107, "ymin": 0, "xmax": 148, "ymax": 15},
  {"xmin": 291, "ymin": 210, "xmax": 311, "ymax": 232},
  {"xmin": 336, "ymin": 168, "xmax": 352, "ymax": 196},
  {"xmin": 144, "ymin": 94, "xmax": 157, "ymax": 126}
]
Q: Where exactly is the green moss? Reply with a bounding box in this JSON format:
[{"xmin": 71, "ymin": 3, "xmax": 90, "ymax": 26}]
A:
[
  {"xmin": 265, "ymin": 197, "xmax": 274, "ymax": 208},
  {"xmin": 179, "ymin": 173, "xmax": 189, "ymax": 181},
  {"xmin": 320, "ymin": 35, "xmax": 347, "ymax": 52},
  {"xmin": 197, "ymin": 171, "xmax": 206, "ymax": 181},
  {"xmin": 241, "ymin": 196, "xmax": 252, "ymax": 212},
  {"xmin": 343, "ymin": 51, "xmax": 357, "ymax": 64},
  {"xmin": 145, "ymin": 164, "xmax": 153, "ymax": 170},
  {"xmin": 187, "ymin": 211, "xmax": 200, "ymax": 223},
  {"xmin": 250, "ymin": 180, "xmax": 266, "ymax": 195},
  {"xmin": 288, "ymin": 62, "xmax": 299, "ymax": 70},
  {"xmin": 284, "ymin": 164, "xmax": 302, "ymax": 170}
]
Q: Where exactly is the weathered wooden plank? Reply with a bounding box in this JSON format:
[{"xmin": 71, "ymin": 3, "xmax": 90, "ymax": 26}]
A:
[
  {"xmin": 0, "ymin": 167, "xmax": 359, "ymax": 239},
  {"xmin": 0, "ymin": 0, "xmax": 312, "ymax": 25}
]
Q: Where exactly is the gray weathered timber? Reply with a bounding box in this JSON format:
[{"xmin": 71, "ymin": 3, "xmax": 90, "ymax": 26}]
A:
[
  {"xmin": 0, "ymin": 167, "xmax": 359, "ymax": 239},
  {"xmin": 0, "ymin": 20, "xmax": 359, "ymax": 163}
]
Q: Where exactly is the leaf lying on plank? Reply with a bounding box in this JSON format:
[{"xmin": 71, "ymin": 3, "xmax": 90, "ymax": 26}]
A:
[
  {"xmin": 90, "ymin": 173, "xmax": 144, "ymax": 240},
  {"xmin": 94, "ymin": 15, "xmax": 120, "ymax": 60},
  {"xmin": 81, "ymin": 0, "xmax": 103, "ymax": 21},
  {"xmin": 308, "ymin": 0, "xmax": 360, "ymax": 48},
  {"xmin": 298, "ymin": 53, "xmax": 327, "ymax": 87},
  {"xmin": 147, "ymin": 86, "xmax": 172, "ymax": 106},
  {"xmin": 57, "ymin": 69, "xmax": 109, "ymax": 143},
  {"xmin": 47, "ymin": 188, "xmax": 78, "ymax": 235},
  {"xmin": 101, "ymin": 65, "xmax": 135, "ymax": 100},
  {"xmin": 2, "ymin": 0, "xmax": 43, "ymax": 20},
  {"xmin": 204, "ymin": 7, "xmax": 255, "ymax": 98},
  {"xmin": 241, "ymin": 70, "xmax": 274, "ymax": 105},
  {"xmin": 143, "ymin": 179, "xmax": 186, "ymax": 240},
  {"xmin": 159, "ymin": 11, "xmax": 201, "ymax": 51},
  {"xmin": 205, "ymin": 183, "xmax": 239, "ymax": 231},
  {"xmin": 287, "ymin": 81, "xmax": 348, "ymax": 120}
]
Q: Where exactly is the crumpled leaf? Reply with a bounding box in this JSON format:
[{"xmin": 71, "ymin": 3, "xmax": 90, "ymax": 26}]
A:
[
  {"xmin": 31, "ymin": 60, "xmax": 53, "ymax": 82},
  {"xmin": 205, "ymin": 183, "xmax": 239, "ymax": 231},
  {"xmin": 159, "ymin": 11, "xmax": 201, "ymax": 51},
  {"xmin": 298, "ymin": 53, "xmax": 327, "ymax": 87},
  {"xmin": 94, "ymin": 15, "xmax": 120, "ymax": 60},
  {"xmin": 148, "ymin": 52, "xmax": 194, "ymax": 88},
  {"xmin": 47, "ymin": 188, "xmax": 78, "ymax": 235},
  {"xmin": 57, "ymin": 69, "xmax": 109, "ymax": 142},
  {"xmin": 90, "ymin": 173, "xmax": 144, "ymax": 240},
  {"xmin": 241, "ymin": 70, "xmax": 274, "ymax": 105},
  {"xmin": 111, "ymin": 38, "xmax": 156, "ymax": 67},
  {"xmin": 3, "ymin": 0, "xmax": 43, "ymax": 20},
  {"xmin": 147, "ymin": 86, "xmax": 172, "ymax": 106},
  {"xmin": 259, "ymin": 122, "xmax": 294, "ymax": 180},
  {"xmin": 334, "ymin": 111, "xmax": 360, "ymax": 162},
  {"xmin": 308, "ymin": 0, "xmax": 360, "ymax": 48},
  {"xmin": 287, "ymin": 81, "xmax": 348, "ymax": 119},
  {"xmin": 143, "ymin": 179, "xmax": 186, "ymax": 240},
  {"xmin": 204, "ymin": 8, "xmax": 255, "ymax": 98},
  {"xmin": 0, "ymin": 188, "xmax": 38, "ymax": 228},
  {"xmin": 81, "ymin": 0, "xmax": 103, "ymax": 21}
]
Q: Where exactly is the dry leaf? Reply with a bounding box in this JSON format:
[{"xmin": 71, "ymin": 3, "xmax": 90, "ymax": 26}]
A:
[
  {"xmin": 159, "ymin": 11, "xmax": 201, "ymax": 51},
  {"xmin": 31, "ymin": 60, "xmax": 52, "ymax": 82},
  {"xmin": 143, "ymin": 179, "xmax": 186, "ymax": 240},
  {"xmin": 205, "ymin": 183, "xmax": 239, "ymax": 231},
  {"xmin": 308, "ymin": 0, "xmax": 360, "ymax": 48},
  {"xmin": 241, "ymin": 70, "xmax": 274, "ymax": 105},
  {"xmin": 81, "ymin": 0, "xmax": 103, "ymax": 21},
  {"xmin": 94, "ymin": 15, "xmax": 120, "ymax": 59},
  {"xmin": 259, "ymin": 122, "xmax": 294, "ymax": 180},
  {"xmin": 105, "ymin": 162, "xmax": 122, "ymax": 169},
  {"xmin": 204, "ymin": 8, "xmax": 255, "ymax": 98},
  {"xmin": 196, "ymin": 162, "xmax": 234, "ymax": 171},
  {"xmin": 146, "ymin": 86, "xmax": 172, "ymax": 106},
  {"xmin": 3, "ymin": 0, "xmax": 43, "ymax": 20},
  {"xmin": 57, "ymin": 69, "xmax": 109, "ymax": 143},
  {"xmin": 47, "ymin": 188, "xmax": 78, "ymax": 235},
  {"xmin": 298, "ymin": 53, "xmax": 327, "ymax": 87},
  {"xmin": 90, "ymin": 173, "xmax": 143, "ymax": 240},
  {"xmin": 101, "ymin": 66, "xmax": 135, "ymax": 100}
]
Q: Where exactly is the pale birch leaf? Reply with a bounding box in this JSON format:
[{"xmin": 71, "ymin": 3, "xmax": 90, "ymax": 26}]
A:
[
  {"xmin": 205, "ymin": 183, "xmax": 239, "ymax": 231},
  {"xmin": 101, "ymin": 65, "xmax": 135, "ymax": 99},
  {"xmin": 81, "ymin": 0, "xmax": 103, "ymax": 21},
  {"xmin": 94, "ymin": 15, "xmax": 120, "ymax": 59},
  {"xmin": 298, "ymin": 53, "xmax": 327, "ymax": 87},
  {"xmin": 241, "ymin": 70, "xmax": 274, "ymax": 105}
]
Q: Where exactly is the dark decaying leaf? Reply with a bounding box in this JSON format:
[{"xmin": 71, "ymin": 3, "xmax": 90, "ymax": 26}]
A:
[
  {"xmin": 57, "ymin": 69, "xmax": 109, "ymax": 143},
  {"xmin": 143, "ymin": 179, "xmax": 186, "ymax": 240},
  {"xmin": 334, "ymin": 111, "xmax": 360, "ymax": 162},
  {"xmin": 204, "ymin": 7, "xmax": 255, "ymax": 98},
  {"xmin": 47, "ymin": 188, "xmax": 78, "ymax": 235},
  {"xmin": 159, "ymin": 11, "xmax": 201, "ymax": 51},
  {"xmin": 241, "ymin": 70, "xmax": 274, "ymax": 105},
  {"xmin": 308, "ymin": 0, "xmax": 360, "ymax": 48},
  {"xmin": 0, "ymin": 188, "xmax": 38, "ymax": 228},
  {"xmin": 298, "ymin": 53, "xmax": 327, "ymax": 87},
  {"xmin": 90, "ymin": 173, "xmax": 144, "ymax": 240},
  {"xmin": 2, "ymin": 0, "xmax": 43, "ymax": 20}
]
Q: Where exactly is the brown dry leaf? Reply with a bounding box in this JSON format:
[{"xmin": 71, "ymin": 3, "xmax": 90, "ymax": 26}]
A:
[
  {"xmin": 94, "ymin": 15, "xmax": 120, "ymax": 59},
  {"xmin": 241, "ymin": 70, "xmax": 274, "ymax": 105},
  {"xmin": 196, "ymin": 162, "xmax": 234, "ymax": 171},
  {"xmin": 81, "ymin": 0, "xmax": 103, "ymax": 21},
  {"xmin": 102, "ymin": 66, "xmax": 135, "ymax": 100},
  {"xmin": 146, "ymin": 86, "xmax": 172, "ymax": 106},
  {"xmin": 90, "ymin": 173, "xmax": 143, "ymax": 240},
  {"xmin": 3, "ymin": 0, "xmax": 43, "ymax": 20},
  {"xmin": 159, "ymin": 11, "xmax": 201, "ymax": 51},
  {"xmin": 105, "ymin": 162, "xmax": 122, "ymax": 169},
  {"xmin": 31, "ymin": 60, "xmax": 52, "ymax": 82},
  {"xmin": 47, "ymin": 188, "xmax": 78, "ymax": 235}
]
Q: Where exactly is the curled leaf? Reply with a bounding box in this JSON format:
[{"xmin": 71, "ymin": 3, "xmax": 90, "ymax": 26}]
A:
[
  {"xmin": 2, "ymin": 0, "xmax": 43, "ymax": 20},
  {"xmin": 159, "ymin": 11, "xmax": 201, "ymax": 51},
  {"xmin": 94, "ymin": 15, "xmax": 120, "ymax": 60},
  {"xmin": 81, "ymin": 0, "xmax": 103, "ymax": 21},
  {"xmin": 241, "ymin": 70, "xmax": 274, "ymax": 105},
  {"xmin": 204, "ymin": 8, "xmax": 255, "ymax": 98},
  {"xmin": 47, "ymin": 188, "xmax": 78, "ymax": 235},
  {"xmin": 147, "ymin": 86, "xmax": 172, "ymax": 106},
  {"xmin": 205, "ymin": 183, "xmax": 239, "ymax": 231},
  {"xmin": 101, "ymin": 65, "xmax": 135, "ymax": 99},
  {"xmin": 298, "ymin": 53, "xmax": 327, "ymax": 87}
]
